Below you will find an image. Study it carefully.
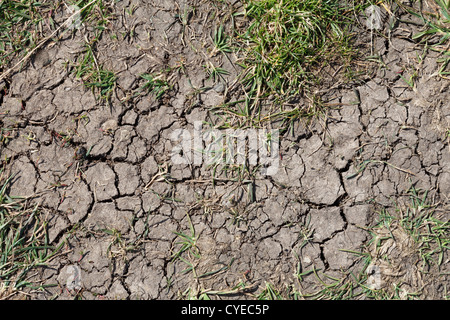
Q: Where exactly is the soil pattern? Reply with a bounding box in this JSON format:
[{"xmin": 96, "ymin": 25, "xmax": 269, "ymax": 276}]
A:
[{"xmin": 0, "ymin": 0, "xmax": 448, "ymax": 299}]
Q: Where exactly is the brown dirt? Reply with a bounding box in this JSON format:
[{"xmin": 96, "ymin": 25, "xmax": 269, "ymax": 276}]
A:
[{"xmin": 0, "ymin": 0, "xmax": 448, "ymax": 300}]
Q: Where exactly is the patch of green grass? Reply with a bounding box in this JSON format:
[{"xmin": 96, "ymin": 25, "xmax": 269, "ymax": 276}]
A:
[
  {"xmin": 170, "ymin": 214, "xmax": 239, "ymax": 299},
  {"xmin": 203, "ymin": 61, "xmax": 229, "ymax": 82},
  {"xmin": 70, "ymin": 44, "xmax": 116, "ymax": 102},
  {"xmin": 236, "ymin": 0, "xmax": 354, "ymax": 103},
  {"xmin": 257, "ymin": 282, "xmax": 285, "ymax": 300},
  {"xmin": 0, "ymin": 171, "xmax": 63, "ymax": 299},
  {"xmin": 206, "ymin": 0, "xmax": 366, "ymax": 130},
  {"xmin": 402, "ymin": 0, "xmax": 450, "ymax": 77},
  {"xmin": 399, "ymin": 186, "xmax": 448, "ymax": 269},
  {"xmin": 290, "ymin": 184, "xmax": 448, "ymax": 300},
  {"xmin": 290, "ymin": 257, "xmax": 415, "ymax": 300},
  {"xmin": 365, "ymin": 185, "xmax": 449, "ymax": 272},
  {"xmin": 0, "ymin": 0, "xmax": 111, "ymax": 76},
  {"xmin": 210, "ymin": 24, "xmax": 232, "ymax": 57},
  {"xmin": 170, "ymin": 213, "xmax": 199, "ymax": 263},
  {"xmin": 304, "ymin": 268, "xmax": 368, "ymax": 300},
  {"xmin": 66, "ymin": 1, "xmax": 116, "ymax": 102},
  {"xmin": 409, "ymin": 0, "xmax": 450, "ymax": 44},
  {"xmin": 196, "ymin": 123, "xmax": 261, "ymax": 186},
  {"xmin": 138, "ymin": 73, "xmax": 171, "ymax": 99},
  {"xmin": 174, "ymin": 5, "xmax": 194, "ymax": 46},
  {"xmin": 102, "ymin": 228, "xmax": 140, "ymax": 261},
  {"xmin": 73, "ymin": 0, "xmax": 113, "ymax": 32},
  {"xmin": 437, "ymin": 52, "xmax": 450, "ymax": 77},
  {"xmin": 0, "ymin": 0, "xmax": 52, "ymax": 68},
  {"xmin": 169, "ymin": 214, "xmax": 202, "ymax": 296},
  {"xmin": 399, "ymin": 69, "xmax": 418, "ymax": 89}
]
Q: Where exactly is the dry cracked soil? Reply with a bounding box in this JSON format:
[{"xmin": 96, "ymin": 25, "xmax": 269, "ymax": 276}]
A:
[{"xmin": 0, "ymin": 0, "xmax": 449, "ymax": 300}]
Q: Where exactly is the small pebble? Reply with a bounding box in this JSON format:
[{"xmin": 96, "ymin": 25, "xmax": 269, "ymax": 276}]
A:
[
  {"xmin": 74, "ymin": 146, "xmax": 87, "ymax": 160},
  {"xmin": 213, "ymin": 82, "xmax": 225, "ymax": 94},
  {"xmin": 101, "ymin": 119, "xmax": 118, "ymax": 133}
]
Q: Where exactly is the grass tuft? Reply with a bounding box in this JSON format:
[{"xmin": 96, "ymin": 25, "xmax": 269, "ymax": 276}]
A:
[
  {"xmin": 139, "ymin": 73, "xmax": 171, "ymax": 99},
  {"xmin": 0, "ymin": 0, "xmax": 52, "ymax": 69},
  {"xmin": 0, "ymin": 170, "xmax": 63, "ymax": 299},
  {"xmin": 236, "ymin": 0, "xmax": 353, "ymax": 101},
  {"xmin": 401, "ymin": 0, "xmax": 450, "ymax": 77},
  {"xmin": 211, "ymin": 24, "xmax": 232, "ymax": 57}
]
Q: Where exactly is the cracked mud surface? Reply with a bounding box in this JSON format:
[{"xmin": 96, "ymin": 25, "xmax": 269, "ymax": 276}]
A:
[{"xmin": 0, "ymin": 0, "xmax": 449, "ymax": 299}]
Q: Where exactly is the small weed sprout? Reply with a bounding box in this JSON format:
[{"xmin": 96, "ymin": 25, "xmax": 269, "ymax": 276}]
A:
[
  {"xmin": 0, "ymin": 171, "xmax": 64, "ymax": 299},
  {"xmin": 71, "ymin": 45, "xmax": 116, "ymax": 102},
  {"xmin": 139, "ymin": 73, "xmax": 171, "ymax": 99},
  {"xmin": 211, "ymin": 24, "xmax": 232, "ymax": 57},
  {"xmin": 203, "ymin": 62, "xmax": 229, "ymax": 82}
]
